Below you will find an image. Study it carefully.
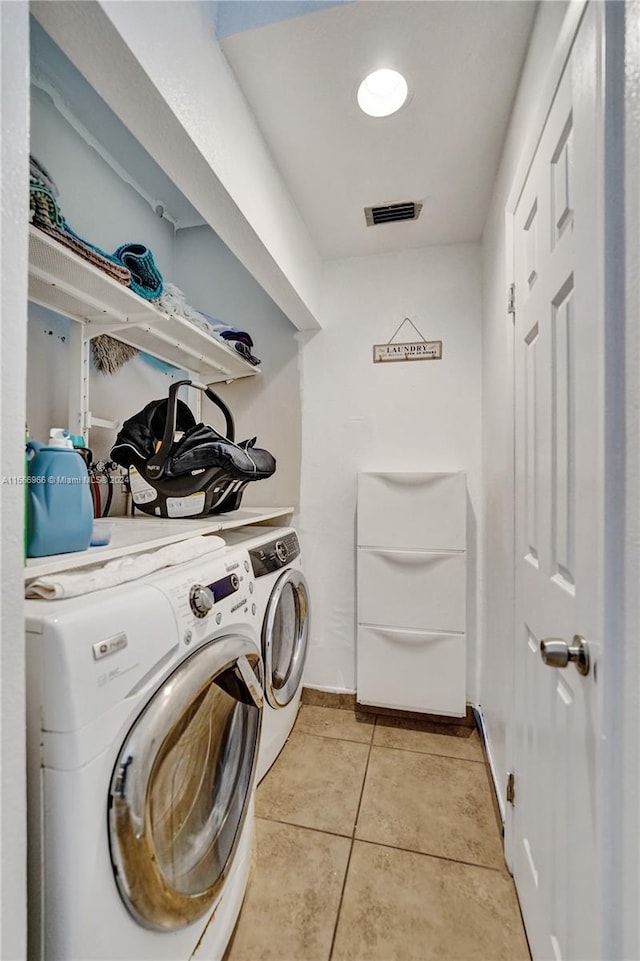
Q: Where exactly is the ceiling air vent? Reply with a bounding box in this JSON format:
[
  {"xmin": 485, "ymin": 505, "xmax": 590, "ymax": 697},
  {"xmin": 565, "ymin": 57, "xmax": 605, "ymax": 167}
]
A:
[{"xmin": 364, "ymin": 201, "xmax": 423, "ymax": 227}]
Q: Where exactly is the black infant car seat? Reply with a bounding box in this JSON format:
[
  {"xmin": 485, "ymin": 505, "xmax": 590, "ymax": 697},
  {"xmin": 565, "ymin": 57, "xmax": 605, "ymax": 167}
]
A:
[{"xmin": 111, "ymin": 379, "xmax": 276, "ymax": 517}]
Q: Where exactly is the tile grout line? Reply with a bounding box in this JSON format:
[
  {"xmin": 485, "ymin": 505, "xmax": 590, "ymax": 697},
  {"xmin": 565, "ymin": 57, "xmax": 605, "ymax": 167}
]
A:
[
  {"xmin": 327, "ymin": 718, "xmax": 377, "ymax": 961},
  {"xmin": 296, "ymin": 727, "xmax": 485, "ymax": 763},
  {"xmin": 295, "ymin": 730, "xmax": 374, "ymax": 748},
  {"xmin": 354, "ymin": 835, "xmax": 511, "ymax": 876},
  {"xmin": 254, "ymin": 814, "xmax": 510, "ymax": 878},
  {"xmin": 371, "ymin": 740, "xmax": 486, "ymax": 765},
  {"xmin": 254, "ymin": 813, "xmax": 353, "ymax": 842}
]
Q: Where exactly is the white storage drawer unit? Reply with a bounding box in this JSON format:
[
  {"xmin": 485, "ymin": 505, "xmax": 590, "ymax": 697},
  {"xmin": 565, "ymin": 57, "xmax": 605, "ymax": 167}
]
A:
[
  {"xmin": 356, "ymin": 471, "xmax": 467, "ymax": 717},
  {"xmin": 358, "ymin": 549, "xmax": 466, "ymax": 632},
  {"xmin": 357, "ymin": 472, "xmax": 466, "ymax": 550},
  {"xmin": 357, "ymin": 626, "xmax": 466, "ymax": 716}
]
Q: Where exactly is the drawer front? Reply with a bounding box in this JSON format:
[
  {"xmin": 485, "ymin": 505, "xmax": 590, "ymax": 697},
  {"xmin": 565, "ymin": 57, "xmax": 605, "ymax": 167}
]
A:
[
  {"xmin": 356, "ymin": 625, "xmax": 466, "ymax": 716},
  {"xmin": 357, "ymin": 472, "xmax": 466, "ymax": 550},
  {"xmin": 358, "ymin": 548, "xmax": 466, "ymax": 632}
]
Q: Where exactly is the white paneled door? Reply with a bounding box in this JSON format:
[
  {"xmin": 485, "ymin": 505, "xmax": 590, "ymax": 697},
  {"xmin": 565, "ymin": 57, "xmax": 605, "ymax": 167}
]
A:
[{"xmin": 509, "ymin": 5, "xmax": 603, "ymax": 960}]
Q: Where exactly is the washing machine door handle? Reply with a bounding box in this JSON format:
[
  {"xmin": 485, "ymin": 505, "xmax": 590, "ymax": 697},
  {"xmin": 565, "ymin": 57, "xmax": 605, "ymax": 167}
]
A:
[{"xmin": 235, "ymin": 654, "xmax": 264, "ymax": 708}]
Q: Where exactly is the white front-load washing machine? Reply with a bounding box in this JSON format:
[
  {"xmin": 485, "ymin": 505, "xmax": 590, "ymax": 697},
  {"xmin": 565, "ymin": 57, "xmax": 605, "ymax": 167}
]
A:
[
  {"xmin": 222, "ymin": 526, "xmax": 310, "ymax": 781},
  {"xmin": 26, "ymin": 543, "xmax": 263, "ymax": 961}
]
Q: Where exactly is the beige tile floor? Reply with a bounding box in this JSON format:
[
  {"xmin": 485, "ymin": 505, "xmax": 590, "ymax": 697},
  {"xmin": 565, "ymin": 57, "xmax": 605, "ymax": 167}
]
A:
[{"xmin": 225, "ymin": 703, "xmax": 531, "ymax": 961}]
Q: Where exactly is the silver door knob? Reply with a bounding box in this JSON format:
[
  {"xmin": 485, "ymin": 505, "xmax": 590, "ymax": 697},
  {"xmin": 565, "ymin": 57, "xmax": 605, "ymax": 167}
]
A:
[{"xmin": 540, "ymin": 635, "xmax": 590, "ymax": 676}]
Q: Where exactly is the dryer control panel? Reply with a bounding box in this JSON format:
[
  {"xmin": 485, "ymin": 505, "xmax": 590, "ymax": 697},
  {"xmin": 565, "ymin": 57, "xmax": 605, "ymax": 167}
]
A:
[{"xmin": 249, "ymin": 531, "xmax": 300, "ymax": 578}]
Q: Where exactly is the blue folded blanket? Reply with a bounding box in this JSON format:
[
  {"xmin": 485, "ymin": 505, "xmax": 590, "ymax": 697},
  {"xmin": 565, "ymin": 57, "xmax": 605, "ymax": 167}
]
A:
[
  {"xmin": 29, "ymin": 154, "xmax": 164, "ymax": 302},
  {"xmin": 61, "ymin": 228, "xmax": 163, "ymax": 301},
  {"xmin": 113, "ymin": 243, "xmax": 164, "ymax": 301},
  {"xmin": 62, "ymin": 221, "xmax": 129, "ymax": 272}
]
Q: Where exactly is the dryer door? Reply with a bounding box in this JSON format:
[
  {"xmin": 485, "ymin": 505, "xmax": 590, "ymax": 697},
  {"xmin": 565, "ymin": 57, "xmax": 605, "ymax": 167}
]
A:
[
  {"xmin": 108, "ymin": 634, "xmax": 263, "ymax": 931},
  {"xmin": 263, "ymin": 569, "xmax": 310, "ymax": 709}
]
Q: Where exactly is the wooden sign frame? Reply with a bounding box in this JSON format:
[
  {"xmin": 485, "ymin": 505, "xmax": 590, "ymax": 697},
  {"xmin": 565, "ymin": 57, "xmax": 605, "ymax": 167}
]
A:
[
  {"xmin": 373, "ymin": 340, "xmax": 443, "ymax": 363},
  {"xmin": 373, "ymin": 317, "xmax": 442, "ymax": 364}
]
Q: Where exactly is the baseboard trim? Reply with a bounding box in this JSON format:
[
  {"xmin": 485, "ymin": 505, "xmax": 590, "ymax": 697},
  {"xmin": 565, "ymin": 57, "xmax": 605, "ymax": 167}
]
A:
[
  {"xmin": 302, "ymin": 687, "xmax": 477, "ymax": 727},
  {"xmin": 302, "ymin": 683, "xmax": 355, "ymax": 696},
  {"xmin": 356, "ymin": 702, "xmax": 476, "ymax": 728},
  {"xmin": 301, "ymin": 687, "xmax": 357, "ymax": 711}
]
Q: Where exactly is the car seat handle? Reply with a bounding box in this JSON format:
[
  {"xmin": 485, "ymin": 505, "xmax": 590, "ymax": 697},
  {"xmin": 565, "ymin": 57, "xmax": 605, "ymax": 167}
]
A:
[{"xmin": 146, "ymin": 380, "xmax": 235, "ymax": 479}]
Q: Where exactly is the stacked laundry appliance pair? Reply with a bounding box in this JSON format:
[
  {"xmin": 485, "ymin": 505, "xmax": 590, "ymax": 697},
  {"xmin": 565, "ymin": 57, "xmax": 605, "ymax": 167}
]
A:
[{"xmin": 25, "ymin": 518, "xmax": 309, "ymax": 961}]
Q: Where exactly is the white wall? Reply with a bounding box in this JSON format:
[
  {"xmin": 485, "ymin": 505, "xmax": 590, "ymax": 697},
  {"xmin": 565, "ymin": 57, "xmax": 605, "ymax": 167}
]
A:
[
  {"xmin": 480, "ymin": 0, "xmax": 569, "ymax": 803},
  {"xmin": 0, "ymin": 3, "xmax": 29, "ymax": 957},
  {"xmin": 173, "ymin": 226, "xmax": 301, "ymax": 509},
  {"xmin": 300, "ymin": 244, "xmax": 482, "ymax": 695}
]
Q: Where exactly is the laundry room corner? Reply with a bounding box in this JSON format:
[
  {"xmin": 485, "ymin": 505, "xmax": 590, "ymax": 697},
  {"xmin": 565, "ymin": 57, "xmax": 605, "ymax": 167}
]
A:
[{"xmin": 299, "ymin": 244, "xmax": 483, "ymax": 697}]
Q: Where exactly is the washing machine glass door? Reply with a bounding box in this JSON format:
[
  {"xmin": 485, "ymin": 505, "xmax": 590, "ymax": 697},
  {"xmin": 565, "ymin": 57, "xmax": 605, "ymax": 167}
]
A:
[
  {"xmin": 263, "ymin": 569, "xmax": 310, "ymax": 709},
  {"xmin": 108, "ymin": 634, "xmax": 263, "ymax": 931}
]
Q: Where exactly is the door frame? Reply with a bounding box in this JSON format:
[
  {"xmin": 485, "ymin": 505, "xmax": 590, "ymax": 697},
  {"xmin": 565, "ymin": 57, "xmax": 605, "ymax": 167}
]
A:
[
  {"xmin": 605, "ymin": 4, "xmax": 640, "ymax": 958},
  {"xmin": 503, "ymin": 3, "xmax": 638, "ymax": 959}
]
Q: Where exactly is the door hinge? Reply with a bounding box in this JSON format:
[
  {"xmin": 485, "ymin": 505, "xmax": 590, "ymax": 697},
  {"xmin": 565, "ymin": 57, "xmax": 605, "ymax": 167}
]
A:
[
  {"xmin": 506, "ymin": 771, "xmax": 516, "ymax": 805},
  {"xmin": 507, "ymin": 283, "xmax": 516, "ymax": 315}
]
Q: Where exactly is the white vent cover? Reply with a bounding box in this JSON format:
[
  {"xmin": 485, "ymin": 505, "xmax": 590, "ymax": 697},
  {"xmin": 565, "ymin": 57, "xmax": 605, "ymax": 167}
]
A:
[{"xmin": 364, "ymin": 201, "xmax": 423, "ymax": 226}]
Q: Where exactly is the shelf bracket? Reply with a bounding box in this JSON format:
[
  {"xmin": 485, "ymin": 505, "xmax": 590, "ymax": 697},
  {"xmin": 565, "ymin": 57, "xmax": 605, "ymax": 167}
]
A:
[
  {"xmin": 88, "ymin": 415, "xmax": 120, "ymax": 431},
  {"xmin": 67, "ymin": 322, "xmax": 90, "ymax": 443}
]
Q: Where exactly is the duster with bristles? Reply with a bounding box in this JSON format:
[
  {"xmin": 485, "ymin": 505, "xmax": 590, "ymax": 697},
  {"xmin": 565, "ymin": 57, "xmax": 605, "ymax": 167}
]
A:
[{"xmin": 91, "ymin": 335, "xmax": 138, "ymax": 374}]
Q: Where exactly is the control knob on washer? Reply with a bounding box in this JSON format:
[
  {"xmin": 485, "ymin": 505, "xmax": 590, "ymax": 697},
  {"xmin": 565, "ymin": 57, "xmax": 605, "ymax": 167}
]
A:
[
  {"xmin": 275, "ymin": 540, "xmax": 288, "ymax": 563},
  {"xmin": 189, "ymin": 584, "xmax": 214, "ymax": 618}
]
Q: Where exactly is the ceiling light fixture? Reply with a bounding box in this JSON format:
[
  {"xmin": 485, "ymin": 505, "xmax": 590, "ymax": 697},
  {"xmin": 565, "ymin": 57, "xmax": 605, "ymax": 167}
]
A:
[{"xmin": 357, "ymin": 68, "xmax": 408, "ymax": 118}]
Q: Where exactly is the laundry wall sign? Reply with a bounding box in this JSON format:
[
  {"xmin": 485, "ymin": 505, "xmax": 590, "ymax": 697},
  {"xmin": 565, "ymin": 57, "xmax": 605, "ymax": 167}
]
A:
[{"xmin": 373, "ymin": 318, "xmax": 442, "ymax": 364}]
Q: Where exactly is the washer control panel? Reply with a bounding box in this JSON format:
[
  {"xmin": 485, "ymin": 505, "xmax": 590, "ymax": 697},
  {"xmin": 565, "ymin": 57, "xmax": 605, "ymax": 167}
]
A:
[
  {"xmin": 249, "ymin": 532, "xmax": 300, "ymax": 578},
  {"xmin": 189, "ymin": 585, "xmax": 214, "ymax": 618},
  {"xmin": 189, "ymin": 572, "xmax": 240, "ymax": 618},
  {"xmin": 153, "ymin": 550, "xmax": 256, "ymax": 637}
]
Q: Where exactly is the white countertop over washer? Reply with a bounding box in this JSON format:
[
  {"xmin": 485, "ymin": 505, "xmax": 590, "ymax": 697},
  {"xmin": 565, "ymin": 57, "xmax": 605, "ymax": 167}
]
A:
[{"xmin": 24, "ymin": 506, "xmax": 294, "ymax": 580}]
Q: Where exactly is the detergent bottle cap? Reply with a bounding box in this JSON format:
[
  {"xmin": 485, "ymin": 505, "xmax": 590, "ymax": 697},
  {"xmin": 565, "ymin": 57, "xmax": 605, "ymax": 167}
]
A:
[{"xmin": 48, "ymin": 428, "xmax": 74, "ymax": 449}]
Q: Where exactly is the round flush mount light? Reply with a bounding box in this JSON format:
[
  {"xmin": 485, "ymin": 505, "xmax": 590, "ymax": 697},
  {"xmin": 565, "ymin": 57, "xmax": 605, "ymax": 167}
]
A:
[{"xmin": 357, "ymin": 68, "xmax": 409, "ymax": 118}]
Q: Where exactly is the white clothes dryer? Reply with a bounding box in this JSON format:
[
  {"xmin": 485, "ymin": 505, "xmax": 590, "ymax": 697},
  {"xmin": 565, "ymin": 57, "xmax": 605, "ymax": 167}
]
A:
[
  {"xmin": 26, "ymin": 544, "xmax": 263, "ymax": 961},
  {"xmin": 222, "ymin": 526, "xmax": 310, "ymax": 781}
]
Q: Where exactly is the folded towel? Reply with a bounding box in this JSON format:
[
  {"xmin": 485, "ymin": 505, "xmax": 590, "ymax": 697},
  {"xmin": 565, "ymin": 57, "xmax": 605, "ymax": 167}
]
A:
[
  {"xmin": 156, "ymin": 288, "xmax": 260, "ymax": 363},
  {"xmin": 113, "ymin": 243, "xmax": 163, "ymax": 301},
  {"xmin": 29, "ymin": 180, "xmax": 64, "ymax": 229},
  {"xmin": 25, "ymin": 534, "xmax": 226, "ymax": 600},
  {"xmin": 198, "ymin": 313, "xmax": 255, "ymax": 348},
  {"xmin": 29, "ymin": 158, "xmax": 165, "ymax": 300},
  {"xmin": 204, "ymin": 323, "xmax": 260, "ymax": 363},
  {"xmin": 30, "ymin": 180, "xmax": 132, "ymax": 285},
  {"xmin": 158, "ymin": 282, "xmax": 210, "ymax": 327},
  {"xmin": 30, "ymin": 155, "xmax": 59, "ymax": 197},
  {"xmin": 218, "ymin": 328, "xmax": 254, "ymax": 348},
  {"xmin": 233, "ymin": 341, "xmax": 261, "ymax": 366},
  {"xmin": 36, "ymin": 223, "xmax": 132, "ymax": 285}
]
